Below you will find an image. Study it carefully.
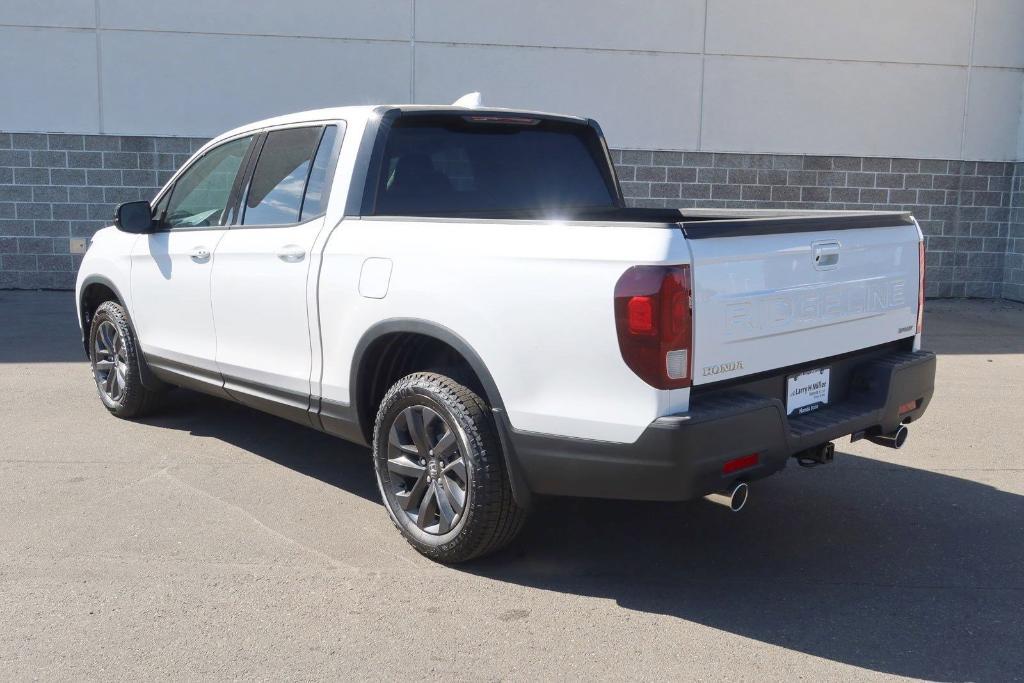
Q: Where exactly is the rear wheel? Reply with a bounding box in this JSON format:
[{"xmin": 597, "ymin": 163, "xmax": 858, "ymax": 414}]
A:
[
  {"xmin": 373, "ymin": 372, "xmax": 526, "ymax": 563},
  {"xmin": 88, "ymin": 301, "xmax": 163, "ymax": 418}
]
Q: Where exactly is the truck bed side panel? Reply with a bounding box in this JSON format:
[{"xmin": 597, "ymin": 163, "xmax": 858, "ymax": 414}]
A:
[{"xmin": 317, "ymin": 219, "xmax": 690, "ymax": 443}]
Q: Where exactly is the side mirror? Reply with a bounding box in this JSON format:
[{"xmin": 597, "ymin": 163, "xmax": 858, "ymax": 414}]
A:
[{"xmin": 114, "ymin": 200, "xmax": 154, "ymax": 233}]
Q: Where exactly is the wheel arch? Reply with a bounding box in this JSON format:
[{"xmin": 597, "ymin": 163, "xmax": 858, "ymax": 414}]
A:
[
  {"xmin": 78, "ymin": 275, "xmax": 162, "ymax": 391},
  {"xmin": 347, "ymin": 318, "xmax": 532, "ymax": 508}
]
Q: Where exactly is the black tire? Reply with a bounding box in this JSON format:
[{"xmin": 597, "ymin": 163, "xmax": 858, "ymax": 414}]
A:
[
  {"xmin": 88, "ymin": 301, "xmax": 163, "ymax": 418},
  {"xmin": 373, "ymin": 372, "xmax": 526, "ymax": 563}
]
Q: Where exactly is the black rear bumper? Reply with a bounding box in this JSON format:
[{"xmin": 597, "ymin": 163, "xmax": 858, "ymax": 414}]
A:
[{"xmin": 507, "ymin": 349, "xmax": 936, "ymax": 502}]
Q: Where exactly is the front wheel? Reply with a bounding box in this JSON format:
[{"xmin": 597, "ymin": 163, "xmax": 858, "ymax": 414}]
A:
[
  {"xmin": 88, "ymin": 301, "xmax": 163, "ymax": 418},
  {"xmin": 373, "ymin": 372, "xmax": 526, "ymax": 563}
]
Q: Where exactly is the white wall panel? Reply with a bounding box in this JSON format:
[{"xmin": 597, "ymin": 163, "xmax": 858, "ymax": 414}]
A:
[
  {"xmin": 963, "ymin": 68, "xmax": 1024, "ymax": 161},
  {"xmin": 414, "ymin": 43, "xmax": 701, "ymax": 150},
  {"xmin": 1019, "ymin": 87, "xmax": 1024, "ymax": 161},
  {"xmin": 0, "ymin": 0, "xmax": 1020, "ymax": 159},
  {"xmin": 706, "ymin": 0, "xmax": 973, "ymax": 66},
  {"xmin": 701, "ymin": 56, "xmax": 967, "ymax": 158},
  {"xmin": 416, "ymin": 0, "xmax": 704, "ymax": 53},
  {"xmin": 973, "ymin": 0, "xmax": 1024, "ymax": 68},
  {"xmin": 100, "ymin": 31, "xmax": 410, "ymax": 136},
  {"xmin": 0, "ymin": 0, "xmax": 95, "ymax": 29},
  {"xmin": 99, "ymin": 0, "xmax": 411, "ymax": 41},
  {"xmin": 0, "ymin": 27, "xmax": 99, "ymax": 133}
]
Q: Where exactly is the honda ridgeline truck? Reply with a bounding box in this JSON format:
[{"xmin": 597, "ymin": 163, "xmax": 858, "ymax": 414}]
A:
[{"xmin": 76, "ymin": 102, "xmax": 936, "ymax": 562}]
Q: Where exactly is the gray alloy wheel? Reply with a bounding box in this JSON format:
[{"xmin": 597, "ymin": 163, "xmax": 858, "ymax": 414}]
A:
[
  {"xmin": 383, "ymin": 404, "xmax": 469, "ymax": 535},
  {"xmin": 87, "ymin": 300, "xmax": 163, "ymax": 418},
  {"xmin": 92, "ymin": 320, "xmax": 128, "ymax": 404},
  {"xmin": 373, "ymin": 373, "xmax": 526, "ymax": 563}
]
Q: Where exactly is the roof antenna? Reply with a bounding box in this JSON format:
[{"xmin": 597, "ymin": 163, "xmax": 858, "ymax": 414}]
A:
[{"xmin": 452, "ymin": 92, "xmax": 482, "ymax": 108}]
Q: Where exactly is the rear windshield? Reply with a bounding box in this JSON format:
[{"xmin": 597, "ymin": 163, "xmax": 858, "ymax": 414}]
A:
[{"xmin": 372, "ymin": 116, "xmax": 619, "ymax": 217}]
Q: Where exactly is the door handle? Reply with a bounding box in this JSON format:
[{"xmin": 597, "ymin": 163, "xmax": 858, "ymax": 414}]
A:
[
  {"xmin": 277, "ymin": 245, "xmax": 306, "ymax": 263},
  {"xmin": 812, "ymin": 241, "xmax": 840, "ymax": 270},
  {"xmin": 190, "ymin": 247, "xmax": 211, "ymax": 263}
]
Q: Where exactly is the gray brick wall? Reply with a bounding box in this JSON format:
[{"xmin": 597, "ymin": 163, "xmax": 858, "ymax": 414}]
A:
[
  {"xmin": 0, "ymin": 132, "xmax": 207, "ymax": 289},
  {"xmin": 1005, "ymin": 163, "xmax": 1024, "ymax": 303},
  {"xmin": 613, "ymin": 150, "xmax": 1018, "ymax": 299},
  {"xmin": 0, "ymin": 131, "xmax": 1021, "ymax": 299}
]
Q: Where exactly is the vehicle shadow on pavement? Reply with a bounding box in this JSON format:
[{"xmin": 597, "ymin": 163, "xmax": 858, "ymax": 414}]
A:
[
  {"xmin": 468, "ymin": 455, "xmax": 1024, "ymax": 682},
  {"xmin": 137, "ymin": 390, "xmax": 380, "ymax": 503},
  {"xmin": 132, "ymin": 389, "xmax": 1022, "ymax": 679}
]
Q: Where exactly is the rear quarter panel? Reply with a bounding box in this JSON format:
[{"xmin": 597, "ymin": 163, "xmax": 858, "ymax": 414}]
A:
[{"xmin": 317, "ymin": 219, "xmax": 689, "ymax": 442}]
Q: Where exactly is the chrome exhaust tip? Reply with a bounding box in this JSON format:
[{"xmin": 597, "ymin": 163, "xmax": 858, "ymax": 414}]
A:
[
  {"xmin": 705, "ymin": 481, "xmax": 749, "ymax": 512},
  {"xmin": 868, "ymin": 425, "xmax": 909, "ymax": 449}
]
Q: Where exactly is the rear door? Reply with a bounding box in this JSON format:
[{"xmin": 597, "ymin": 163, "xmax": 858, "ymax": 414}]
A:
[
  {"xmin": 686, "ymin": 215, "xmax": 922, "ymax": 386},
  {"xmin": 210, "ymin": 123, "xmax": 342, "ymax": 424}
]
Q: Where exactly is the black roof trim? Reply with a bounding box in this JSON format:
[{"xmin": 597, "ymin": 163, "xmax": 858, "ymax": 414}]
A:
[{"xmin": 386, "ymin": 105, "xmax": 588, "ymax": 125}]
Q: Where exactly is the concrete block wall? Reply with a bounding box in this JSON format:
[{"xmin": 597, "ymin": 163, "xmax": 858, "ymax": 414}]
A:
[{"xmin": 0, "ymin": 132, "xmax": 206, "ymax": 289}]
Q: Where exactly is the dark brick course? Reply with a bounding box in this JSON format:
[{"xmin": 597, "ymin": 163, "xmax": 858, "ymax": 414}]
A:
[
  {"xmin": 1005, "ymin": 163, "xmax": 1024, "ymax": 303},
  {"xmin": 0, "ymin": 131, "xmax": 1021, "ymax": 298}
]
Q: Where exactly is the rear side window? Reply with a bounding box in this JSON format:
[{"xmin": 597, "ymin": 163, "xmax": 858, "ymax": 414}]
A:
[
  {"xmin": 372, "ymin": 116, "xmax": 618, "ymax": 217},
  {"xmin": 300, "ymin": 125, "xmax": 338, "ymax": 220},
  {"xmin": 243, "ymin": 125, "xmax": 338, "ymax": 226}
]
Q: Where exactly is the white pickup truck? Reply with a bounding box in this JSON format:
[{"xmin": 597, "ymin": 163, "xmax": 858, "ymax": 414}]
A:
[{"xmin": 76, "ymin": 103, "xmax": 936, "ymax": 562}]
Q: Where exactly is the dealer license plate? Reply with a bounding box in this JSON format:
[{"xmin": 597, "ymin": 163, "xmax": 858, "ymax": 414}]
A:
[{"xmin": 786, "ymin": 367, "xmax": 830, "ymax": 415}]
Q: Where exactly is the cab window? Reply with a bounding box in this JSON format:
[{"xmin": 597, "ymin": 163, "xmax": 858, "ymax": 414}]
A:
[
  {"xmin": 162, "ymin": 135, "xmax": 253, "ymax": 229},
  {"xmin": 242, "ymin": 125, "xmax": 338, "ymax": 226}
]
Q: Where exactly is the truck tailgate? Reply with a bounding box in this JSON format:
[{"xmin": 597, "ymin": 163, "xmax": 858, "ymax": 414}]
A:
[{"xmin": 685, "ymin": 214, "xmax": 921, "ymax": 386}]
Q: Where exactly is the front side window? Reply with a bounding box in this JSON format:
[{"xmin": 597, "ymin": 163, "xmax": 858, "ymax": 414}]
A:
[
  {"xmin": 243, "ymin": 126, "xmax": 325, "ymax": 226},
  {"xmin": 163, "ymin": 135, "xmax": 253, "ymax": 229}
]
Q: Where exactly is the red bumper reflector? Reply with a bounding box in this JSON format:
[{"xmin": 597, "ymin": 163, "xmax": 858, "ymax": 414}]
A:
[
  {"xmin": 898, "ymin": 400, "xmax": 919, "ymax": 415},
  {"xmin": 722, "ymin": 453, "xmax": 759, "ymax": 475}
]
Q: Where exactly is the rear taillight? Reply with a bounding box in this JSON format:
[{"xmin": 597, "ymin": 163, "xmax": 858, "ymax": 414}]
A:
[
  {"xmin": 614, "ymin": 264, "xmax": 692, "ymax": 389},
  {"xmin": 917, "ymin": 240, "xmax": 925, "ymax": 333}
]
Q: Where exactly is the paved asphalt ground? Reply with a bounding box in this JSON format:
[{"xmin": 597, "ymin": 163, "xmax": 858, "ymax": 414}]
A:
[{"xmin": 1, "ymin": 291, "xmax": 1022, "ymax": 681}]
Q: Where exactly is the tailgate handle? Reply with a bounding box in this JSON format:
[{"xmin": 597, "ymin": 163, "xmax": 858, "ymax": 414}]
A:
[{"xmin": 813, "ymin": 241, "xmax": 840, "ymax": 270}]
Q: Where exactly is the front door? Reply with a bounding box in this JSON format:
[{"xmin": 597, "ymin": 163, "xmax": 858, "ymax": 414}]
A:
[{"xmin": 130, "ymin": 134, "xmax": 254, "ymax": 392}]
